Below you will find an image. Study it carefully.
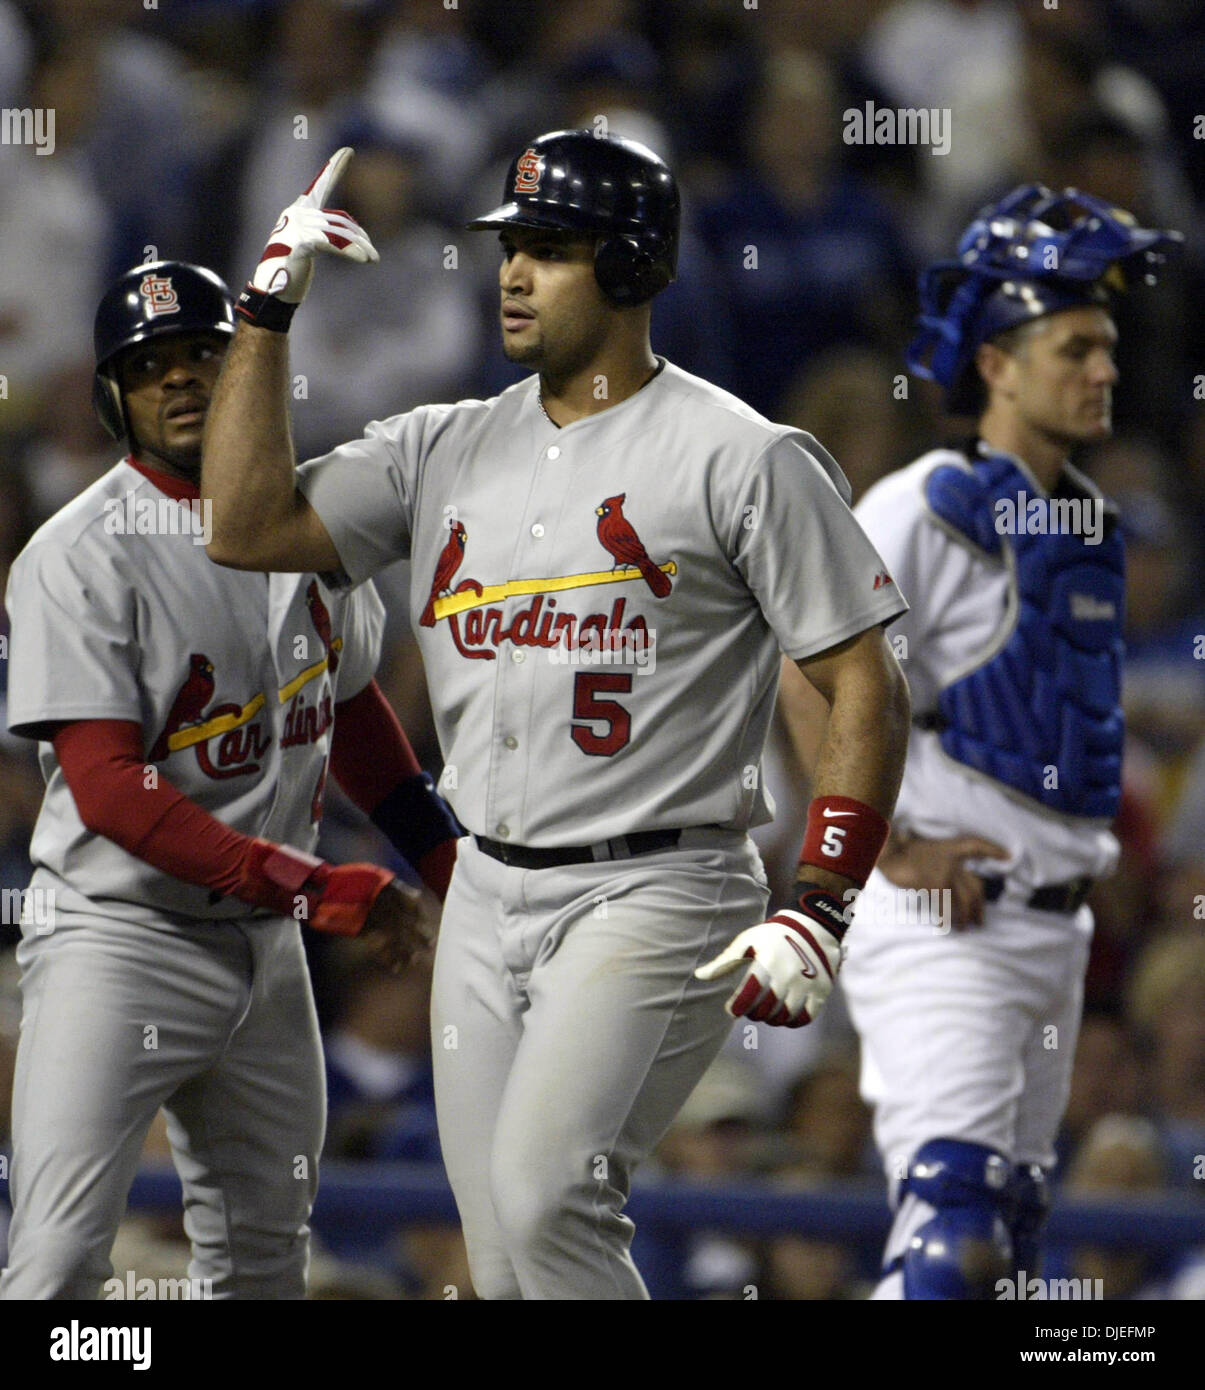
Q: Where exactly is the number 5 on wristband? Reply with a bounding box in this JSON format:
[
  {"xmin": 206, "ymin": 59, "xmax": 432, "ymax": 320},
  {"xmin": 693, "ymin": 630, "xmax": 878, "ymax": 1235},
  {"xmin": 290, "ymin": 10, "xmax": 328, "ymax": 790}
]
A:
[
  {"xmin": 798, "ymin": 795, "xmax": 890, "ymax": 888},
  {"xmin": 820, "ymin": 821, "xmax": 848, "ymax": 858}
]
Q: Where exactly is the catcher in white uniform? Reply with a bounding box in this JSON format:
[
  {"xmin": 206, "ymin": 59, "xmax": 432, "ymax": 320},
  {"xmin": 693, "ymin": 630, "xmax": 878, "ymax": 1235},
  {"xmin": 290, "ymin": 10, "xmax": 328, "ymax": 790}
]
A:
[
  {"xmin": 201, "ymin": 133, "xmax": 912, "ymax": 1299},
  {"xmin": 0, "ymin": 262, "xmax": 455, "ymax": 1300},
  {"xmin": 836, "ymin": 187, "xmax": 1180, "ymax": 1299}
]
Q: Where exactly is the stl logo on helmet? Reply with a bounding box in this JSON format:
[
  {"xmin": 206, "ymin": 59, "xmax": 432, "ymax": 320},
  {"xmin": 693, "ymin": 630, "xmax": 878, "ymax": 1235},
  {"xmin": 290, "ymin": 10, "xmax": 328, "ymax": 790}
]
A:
[
  {"xmin": 140, "ymin": 273, "xmax": 180, "ymax": 318},
  {"xmin": 514, "ymin": 149, "xmax": 544, "ymax": 194}
]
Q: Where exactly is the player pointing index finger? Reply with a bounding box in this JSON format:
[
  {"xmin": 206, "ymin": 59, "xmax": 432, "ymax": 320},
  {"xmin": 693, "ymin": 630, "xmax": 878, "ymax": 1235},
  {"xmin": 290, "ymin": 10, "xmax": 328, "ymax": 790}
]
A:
[{"xmin": 201, "ymin": 131, "xmax": 911, "ymax": 1300}]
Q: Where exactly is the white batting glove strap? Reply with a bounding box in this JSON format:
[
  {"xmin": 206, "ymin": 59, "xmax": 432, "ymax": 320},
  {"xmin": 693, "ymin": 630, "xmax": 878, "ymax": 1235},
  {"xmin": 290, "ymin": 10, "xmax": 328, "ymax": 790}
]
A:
[
  {"xmin": 694, "ymin": 909, "xmax": 843, "ymax": 1028},
  {"xmin": 250, "ymin": 147, "xmax": 379, "ymax": 305}
]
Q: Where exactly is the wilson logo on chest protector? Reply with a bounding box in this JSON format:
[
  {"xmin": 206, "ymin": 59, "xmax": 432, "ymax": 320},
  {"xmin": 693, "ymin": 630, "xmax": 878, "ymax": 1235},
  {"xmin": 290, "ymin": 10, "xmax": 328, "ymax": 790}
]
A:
[{"xmin": 1070, "ymin": 593, "xmax": 1116, "ymax": 621}]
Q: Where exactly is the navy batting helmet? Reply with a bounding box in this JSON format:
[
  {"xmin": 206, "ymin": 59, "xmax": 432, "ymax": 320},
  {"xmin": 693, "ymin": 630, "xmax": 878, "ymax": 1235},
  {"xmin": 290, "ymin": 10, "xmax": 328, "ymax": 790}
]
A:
[
  {"xmin": 907, "ymin": 185, "xmax": 1181, "ymax": 412},
  {"xmin": 467, "ymin": 130, "xmax": 680, "ymax": 306},
  {"xmin": 93, "ymin": 261, "xmax": 236, "ymax": 439}
]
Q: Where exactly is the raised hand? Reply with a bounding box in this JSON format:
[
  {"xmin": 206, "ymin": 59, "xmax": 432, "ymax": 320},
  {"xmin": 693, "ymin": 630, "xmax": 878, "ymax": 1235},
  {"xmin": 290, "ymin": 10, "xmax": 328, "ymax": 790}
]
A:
[{"xmin": 238, "ymin": 147, "xmax": 379, "ymax": 329}]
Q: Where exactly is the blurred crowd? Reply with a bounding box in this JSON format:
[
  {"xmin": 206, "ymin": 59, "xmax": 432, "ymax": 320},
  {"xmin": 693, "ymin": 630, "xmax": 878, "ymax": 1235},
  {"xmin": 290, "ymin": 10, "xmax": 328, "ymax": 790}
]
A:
[{"xmin": 0, "ymin": 0, "xmax": 1203, "ymax": 1298}]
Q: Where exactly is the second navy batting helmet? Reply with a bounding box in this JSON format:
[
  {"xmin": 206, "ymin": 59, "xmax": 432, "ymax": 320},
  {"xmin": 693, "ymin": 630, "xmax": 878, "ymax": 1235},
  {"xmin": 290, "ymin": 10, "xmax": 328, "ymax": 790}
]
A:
[
  {"xmin": 907, "ymin": 185, "xmax": 1181, "ymax": 412},
  {"xmin": 93, "ymin": 261, "xmax": 236, "ymax": 439},
  {"xmin": 467, "ymin": 130, "xmax": 680, "ymax": 306}
]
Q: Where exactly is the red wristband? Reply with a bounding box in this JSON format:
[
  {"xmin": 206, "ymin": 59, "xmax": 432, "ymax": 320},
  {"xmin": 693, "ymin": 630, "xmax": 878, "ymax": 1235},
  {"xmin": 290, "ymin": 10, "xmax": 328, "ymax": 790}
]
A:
[
  {"xmin": 235, "ymin": 838, "xmax": 394, "ymax": 937},
  {"xmin": 798, "ymin": 795, "xmax": 890, "ymax": 888}
]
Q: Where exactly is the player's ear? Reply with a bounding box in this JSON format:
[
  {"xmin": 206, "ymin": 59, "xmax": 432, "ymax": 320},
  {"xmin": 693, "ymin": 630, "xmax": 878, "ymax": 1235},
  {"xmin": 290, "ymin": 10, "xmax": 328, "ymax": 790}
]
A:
[{"xmin": 975, "ymin": 341, "xmax": 1012, "ymax": 399}]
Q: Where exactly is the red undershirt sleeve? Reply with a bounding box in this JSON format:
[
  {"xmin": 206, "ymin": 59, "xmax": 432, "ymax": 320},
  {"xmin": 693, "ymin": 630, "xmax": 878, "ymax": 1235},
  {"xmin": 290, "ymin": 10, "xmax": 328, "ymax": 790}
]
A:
[
  {"xmin": 53, "ymin": 718, "xmax": 259, "ymax": 900},
  {"xmin": 330, "ymin": 679, "xmax": 459, "ymax": 900},
  {"xmin": 329, "ymin": 678, "xmax": 422, "ymax": 812}
]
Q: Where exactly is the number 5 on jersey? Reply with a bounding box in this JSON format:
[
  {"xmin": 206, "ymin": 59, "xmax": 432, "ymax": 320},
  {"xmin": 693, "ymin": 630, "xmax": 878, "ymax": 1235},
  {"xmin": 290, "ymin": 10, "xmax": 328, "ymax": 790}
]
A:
[{"xmin": 571, "ymin": 673, "xmax": 632, "ymax": 756}]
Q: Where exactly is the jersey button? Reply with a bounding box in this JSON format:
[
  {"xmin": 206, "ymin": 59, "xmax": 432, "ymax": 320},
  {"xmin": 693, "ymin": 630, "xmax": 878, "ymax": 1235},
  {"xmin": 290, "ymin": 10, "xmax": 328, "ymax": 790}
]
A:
[
  {"xmin": 531, "ymin": 523, "xmax": 545, "ymax": 538},
  {"xmin": 511, "ymin": 649, "xmax": 526, "ymax": 663},
  {"xmin": 547, "ymin": 445, "xmax": 561, "ymax": 460},
  {"xmin": 495, "ymin": 823, "xmax": 510, "ymax": 838},
  {"xmin": 504, "ymin": 735, "xmax": 518, "ymax": 750}
]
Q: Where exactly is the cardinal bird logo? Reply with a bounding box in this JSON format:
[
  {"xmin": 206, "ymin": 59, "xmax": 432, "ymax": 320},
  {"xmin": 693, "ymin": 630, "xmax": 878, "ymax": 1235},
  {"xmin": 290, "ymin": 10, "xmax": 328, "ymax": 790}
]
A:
[
  {"xmin": 150, "ymin": 653, "xmax": 215, "ymax": 760},
  {"xmin": 421, "ymin": 520, "xmax": 468, "ymax": 626},
  {"xmin": 595, "ymin": 495, "xmax": 672, "ymax": 598},
  {"xmin": 305, "ymin": 579, "xmax": 338, "ymax": 673}
]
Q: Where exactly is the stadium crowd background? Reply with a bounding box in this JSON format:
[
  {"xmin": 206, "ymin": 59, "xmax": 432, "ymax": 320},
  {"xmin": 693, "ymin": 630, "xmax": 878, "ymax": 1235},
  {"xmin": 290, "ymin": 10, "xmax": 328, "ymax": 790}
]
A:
[{"xmin": 0, "ymin": 0, "xmax": 1203, "ymax": 1298}]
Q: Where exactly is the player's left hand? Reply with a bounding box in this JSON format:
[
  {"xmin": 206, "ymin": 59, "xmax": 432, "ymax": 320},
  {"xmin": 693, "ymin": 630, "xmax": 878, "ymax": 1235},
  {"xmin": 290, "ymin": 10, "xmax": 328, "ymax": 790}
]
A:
[
  {"xmin": 357, "ymin": 878, "xmax": 442, "ymax": 974},
  {"xmin": 695, "ymin": 886, "xmax": 847, "ymax": 1027},
  {"xmin": 248, "ymin": 147, "xmax": 379, "ymax": 306}
]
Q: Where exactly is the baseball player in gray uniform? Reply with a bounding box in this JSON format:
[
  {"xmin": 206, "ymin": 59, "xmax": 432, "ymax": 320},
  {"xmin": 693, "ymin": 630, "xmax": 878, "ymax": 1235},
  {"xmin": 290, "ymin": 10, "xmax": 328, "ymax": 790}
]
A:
[
  {"xmin": 835, "ymin": 187, "xmax": 1180, "ymax": 1299},
  {"xmin": 201, "ymin": 133, "xmax": 911, "ymax": 1300},
  {"xmin": 0, "ymin": 261, "xmax": 456, "ymax": 1300}
]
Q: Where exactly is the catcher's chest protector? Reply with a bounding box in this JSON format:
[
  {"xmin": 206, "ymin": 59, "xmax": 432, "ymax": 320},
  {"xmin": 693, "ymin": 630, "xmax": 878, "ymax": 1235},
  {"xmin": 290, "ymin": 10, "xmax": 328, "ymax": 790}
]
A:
[{"xmin": 922, "ymin": 451, "xmax": 1124, "ymax": 819}]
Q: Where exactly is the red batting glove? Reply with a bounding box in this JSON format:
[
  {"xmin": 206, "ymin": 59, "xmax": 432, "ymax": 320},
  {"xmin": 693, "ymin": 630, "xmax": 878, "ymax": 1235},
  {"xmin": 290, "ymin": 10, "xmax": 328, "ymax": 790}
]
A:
[{"xmin": 234, "ymin": 838, "xmax": 395, "ymax": 937}]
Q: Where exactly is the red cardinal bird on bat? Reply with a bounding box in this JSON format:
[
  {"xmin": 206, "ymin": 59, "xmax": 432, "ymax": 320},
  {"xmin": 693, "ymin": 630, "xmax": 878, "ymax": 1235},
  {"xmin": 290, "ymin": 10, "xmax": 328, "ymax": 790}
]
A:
[
  {"xmin": 305, "ymin": 579, "xmax": 338, "ymax": 673},
  {"xmin": 150, "ymin": 652, "xmax": 215, "ymax": 760},
  {"xmin": 595, "ymin": 495, "xmax": 671, "ymax": 597},
  {"xmin": 421, "ymin": 520, "xmax": 468, "ymax": 626}
]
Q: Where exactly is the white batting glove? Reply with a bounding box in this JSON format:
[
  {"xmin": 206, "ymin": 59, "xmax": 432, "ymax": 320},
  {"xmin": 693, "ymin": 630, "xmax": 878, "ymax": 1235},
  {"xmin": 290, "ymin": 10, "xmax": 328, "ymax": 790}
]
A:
[
  {"xmin": 695, "ymin": 887, "xmax": 847, "ymax": 1028},
  {"xmin": 237, "ymin": 147, "xmax": 378, "ymax": 330}
]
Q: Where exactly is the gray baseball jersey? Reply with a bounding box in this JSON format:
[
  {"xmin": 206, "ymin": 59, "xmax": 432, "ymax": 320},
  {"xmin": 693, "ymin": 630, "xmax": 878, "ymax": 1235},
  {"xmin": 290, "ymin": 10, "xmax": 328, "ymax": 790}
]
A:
[
  {"xmin": 298, "ymin": 360, "xmax": 907, "ymax": 844},
  {"xmin": 6, "ymin": 457, "xmax": 384, "ymax": 924},
  {"xmin": 297, "ymin": 360, "xmax": 907, "ymax": 1299},
  {"xmin": 0, "ymin": 455, "xmax": 383, "ymax": 1299}
]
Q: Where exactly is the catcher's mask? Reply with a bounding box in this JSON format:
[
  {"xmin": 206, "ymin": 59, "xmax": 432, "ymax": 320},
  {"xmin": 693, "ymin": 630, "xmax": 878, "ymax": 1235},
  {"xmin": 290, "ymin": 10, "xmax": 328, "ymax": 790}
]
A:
[{"xmin": 906, "ymin": 185, "xmax": 1181, "ymax": 412}]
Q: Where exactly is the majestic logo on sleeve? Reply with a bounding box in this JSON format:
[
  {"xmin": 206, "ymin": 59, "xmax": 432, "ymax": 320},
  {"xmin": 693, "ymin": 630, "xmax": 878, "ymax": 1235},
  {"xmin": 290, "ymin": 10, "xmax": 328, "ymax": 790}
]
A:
[
  {"xmin": 139, "ymin": 273, "xmax": 181, "ymax": 318},
  {"xmin": 418, "ymin": 498, "xmax": 674, "ymax": 662},
  {"xmin": 514, "ymin": 148, "xmax": 545, "ymax": 193}
]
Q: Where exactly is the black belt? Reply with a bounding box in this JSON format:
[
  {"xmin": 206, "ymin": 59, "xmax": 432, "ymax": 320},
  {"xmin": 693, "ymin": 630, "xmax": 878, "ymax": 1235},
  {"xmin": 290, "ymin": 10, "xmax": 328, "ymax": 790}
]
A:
[
  {"xmin": 979, "ymin": 874, "xmax": 1095, "ymax": 914},
  {"xmin": 474, "ymin": 829, "xmax": 681, "ymax": 870}
]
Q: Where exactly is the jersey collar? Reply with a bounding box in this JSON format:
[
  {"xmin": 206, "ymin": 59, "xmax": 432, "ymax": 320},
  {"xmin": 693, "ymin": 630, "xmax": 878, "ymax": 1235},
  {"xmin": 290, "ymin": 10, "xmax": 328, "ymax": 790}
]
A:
[
  {"xmin": 126, "ymin": 455, "xmax": 202, "ymax": 502},
  {"xmin": 531, "ymin": 356, "xmax": 668, "ymax": 431}
]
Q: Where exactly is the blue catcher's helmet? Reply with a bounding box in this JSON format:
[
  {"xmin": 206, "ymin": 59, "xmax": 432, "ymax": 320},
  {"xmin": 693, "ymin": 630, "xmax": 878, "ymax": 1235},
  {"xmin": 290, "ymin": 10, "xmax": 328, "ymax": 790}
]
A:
[{"xmin": 906, "ymin": 185, "xmax": 1181, "ymax": 412}]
